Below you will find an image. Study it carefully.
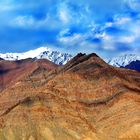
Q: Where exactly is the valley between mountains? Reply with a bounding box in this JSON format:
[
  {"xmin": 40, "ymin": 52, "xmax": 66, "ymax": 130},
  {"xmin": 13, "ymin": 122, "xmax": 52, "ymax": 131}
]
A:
[{"xmin": 0, "ymin": 53, "xmax": 139, "ymax": 140}]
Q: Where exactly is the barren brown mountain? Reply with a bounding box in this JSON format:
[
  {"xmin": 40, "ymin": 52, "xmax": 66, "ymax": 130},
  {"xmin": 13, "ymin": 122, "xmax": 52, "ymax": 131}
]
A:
[
  {"xmin": 0, "ymin": 53, "xmax": 139, "ymax": 140},
  {"xmin": 0, "ymin": 58, "xmax": 58, "ymax": 91}
]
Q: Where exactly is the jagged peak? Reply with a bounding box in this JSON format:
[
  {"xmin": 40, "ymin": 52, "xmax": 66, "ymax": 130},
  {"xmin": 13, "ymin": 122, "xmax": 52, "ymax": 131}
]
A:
[
  {"xmin": 68, "ymin": 53, "xmax": 99, "ymax": 64},
  {"xmin": 73, "ymin": 52, "xmax": 99, "ymax": 59},
  {"xmin": 88, "ymin": 53, "xmax": 99, "ymax": 58},
  {"xmin": 56, "ymin": 52, "xmax": 108, "ymax": 75}
]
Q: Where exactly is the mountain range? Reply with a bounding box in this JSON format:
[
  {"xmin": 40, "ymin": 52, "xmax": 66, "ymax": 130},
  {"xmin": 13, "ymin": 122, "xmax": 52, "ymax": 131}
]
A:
[
  {"xmin": 0, "ymin": 47, "xmax": 140, "ymax": 72},
  {"xmin": 0, "ymin": 47, "xmax": 73, "ymax": 65},
  {"xmin": 0, "ymin": 52, "xmax": 139, "ymax": 140},
  {"xmin": 107, "ymin": 54, "xmax": 140, "ymax": 72},
  {"xmin": 122, "ymin": 60, "xmax": 140, "ymax": 72}
]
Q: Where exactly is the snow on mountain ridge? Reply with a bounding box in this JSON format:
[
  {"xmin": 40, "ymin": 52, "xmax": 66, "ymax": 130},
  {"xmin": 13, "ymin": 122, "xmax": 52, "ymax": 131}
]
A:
[
  {"xmin": 107, "ymin": 54, "xmax": 140, "ymax": 67},
  {"xmin": 0, "ymin": 48, "xmax": 139, "ymax": 67},
  {"xmin": 0, "ymin": 47, "xmax": 73, "ymax": 65},
  {"xmin": 36, "ymin": 50, "xmax": 72, "ymax": 65},
  {"xmin": 0, "ymin": 47, "xmax": 50, "ymax": 60}
]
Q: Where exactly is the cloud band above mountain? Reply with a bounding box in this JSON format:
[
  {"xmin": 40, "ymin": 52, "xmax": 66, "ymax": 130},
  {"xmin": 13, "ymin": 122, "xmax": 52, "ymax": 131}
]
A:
[{"xmin": 0, "ymin": 0, "xmax": 140, "ymax": 59}]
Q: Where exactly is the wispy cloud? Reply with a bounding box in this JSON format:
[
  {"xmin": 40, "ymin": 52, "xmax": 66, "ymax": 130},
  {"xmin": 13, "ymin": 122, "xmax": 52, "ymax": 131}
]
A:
[
  {"xmin": 12, "ymin": 15, "xmax": 36, "ymax": 28},
  {"xmin": 0, "ymin": 0, "xmax": 140, "ymax": 58}
]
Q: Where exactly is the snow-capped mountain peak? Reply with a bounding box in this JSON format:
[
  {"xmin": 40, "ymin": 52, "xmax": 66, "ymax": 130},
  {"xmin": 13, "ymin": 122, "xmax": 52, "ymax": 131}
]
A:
[
  {"xmin": 0, "ymin": 47, "xmax": 73, "ymax": 65},
  {"xmin": 20, "ymin": 47, "xmax": 51, "ymax": 59},
  {"xmin": 1, "ymin": 48, "xmax": 139, "ymax": 68},
  {"xmin": 107, "ymin": 54, "xmax": 140, "ymax": 67}
]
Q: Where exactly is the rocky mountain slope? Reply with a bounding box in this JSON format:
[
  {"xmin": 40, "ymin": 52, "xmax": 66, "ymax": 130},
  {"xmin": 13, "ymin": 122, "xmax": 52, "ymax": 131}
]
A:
[
  {"xmin": 0, "ymin": 53, "xmax": 139, "ymax": 140},
  {"xmin": 0, "ymin": 58, "xmax": 58, "ymax": 91}
]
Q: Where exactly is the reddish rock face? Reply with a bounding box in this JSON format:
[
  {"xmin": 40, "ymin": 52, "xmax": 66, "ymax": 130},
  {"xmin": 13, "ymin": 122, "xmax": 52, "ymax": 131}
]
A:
[
  {"xmin": 0, "ymin": 58, "xmax": 58, "ymax": 91},
  {"xmin": 0, "ymin": 53, "xmax": 139, "ymax": 140}
]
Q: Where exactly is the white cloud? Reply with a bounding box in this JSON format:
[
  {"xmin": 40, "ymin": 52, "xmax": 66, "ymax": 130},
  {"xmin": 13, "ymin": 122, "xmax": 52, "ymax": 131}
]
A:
[
  {"xmin": 59, "ymin": 28, "xmax": 70, "ymax": 37},
  {"xmin": 0, "ymin": 1, "xmax": 16, "ymax": 12},
  {"xmin": 119, "ymin": 36, "xmax": 135, "ymax": 43},
  {"xmin": 0, "ymin": 1, "xmax": 30, "ymax": 13},
  {"xmin": 116, "ymin": 17, "xmax": 131, "ymax": 25},
  {"xmin": 13, "ymin": 16, "xmax": 35, "ymax": 27},
  {"xmin": 105, "ymin": 16, "xmax": 132, "ymax": 29},
  {"xmin": 57, "ymin": 2, "xmax": 72, "ymax": 24},
  {"xmin": 59, "ymin": 33, "xmax": 84, "ymax": 45},
  {"xmin": 0, "ymin": 5, "xmax": 15, "ymax": 12},
  {"xmin": 59, "ymin": 9, "xmax": 70, "ymax": 24},
  {"xmin": 10, "ymin": 14, "xmax": 61, "ymax": 30},
  {"xmin": 125, "ymin": 0, "xmax": 140, "ymax": 12}
]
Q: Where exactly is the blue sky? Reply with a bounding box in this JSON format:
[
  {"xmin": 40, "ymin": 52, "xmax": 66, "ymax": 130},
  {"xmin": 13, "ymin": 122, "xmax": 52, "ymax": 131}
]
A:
[{"xmin": 0, "ymin": 0, "xmax": 140, "ymax": 58}]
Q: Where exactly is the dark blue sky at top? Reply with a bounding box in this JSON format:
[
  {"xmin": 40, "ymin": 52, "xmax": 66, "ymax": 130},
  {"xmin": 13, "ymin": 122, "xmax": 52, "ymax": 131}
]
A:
[{"xmin": 0, "ymin": 0, "xmax": 140, "ymax": 58}]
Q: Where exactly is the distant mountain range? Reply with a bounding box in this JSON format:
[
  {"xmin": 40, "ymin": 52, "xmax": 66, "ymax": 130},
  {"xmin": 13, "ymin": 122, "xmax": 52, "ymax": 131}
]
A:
[
  {"xmin": 0, "ymin": 47, "xmax": 140, "ymax": 72},
  {"xmin": 107, "ymin": 54, "xmax": 140, "ymax": 67},
  {"xmin": 107, "ymin": 54, "xmax": 140, "ymax": 72},
  {"xmin": 121, "ymin": 60, "xmax": 140, "ymax": 72},
  {"xmin": 0, "ymin": 47, "xmax": 73, "ymax": 65}
]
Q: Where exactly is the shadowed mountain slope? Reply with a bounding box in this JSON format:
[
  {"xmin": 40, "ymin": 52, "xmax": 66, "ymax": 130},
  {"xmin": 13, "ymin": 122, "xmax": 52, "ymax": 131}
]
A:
[
  {"xmin": 0, "ymin": 53, "xmax": 139, "ymax": 140},
  {"xmin": 122, "ymin": 60, "xmax": 140, "ymax": 72}
]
